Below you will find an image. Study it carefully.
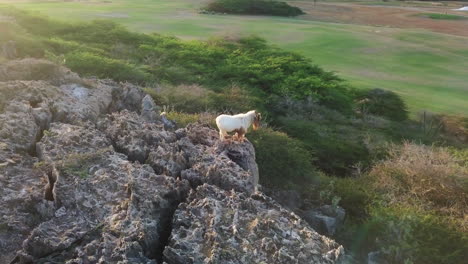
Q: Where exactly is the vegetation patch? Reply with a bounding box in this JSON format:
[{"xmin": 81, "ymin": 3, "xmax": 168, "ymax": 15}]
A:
[
  {"xmin": 354, "ymin": 88, "xmax": 408, "ymax": 121},
  {"xmin": 368, "ymin": 142, "xmax": 467, "ymax": 218},
  {"xmin": 204, "ymin": 0, "xmax": 305, "ymax": 17},
  {"xmin": 419, "ymin": 13, "xmax": 468, "ymax": 20},
  {"xmin": 249, "ymin": 128, "xmax": 318, "ymax": 189},
  {"xmin": 318, "ymin": 143, "xmax": 468, "ymax": 263},
  {"xmin": 57, "ymin": 148, "xmax": 112, "ymax": 179}
]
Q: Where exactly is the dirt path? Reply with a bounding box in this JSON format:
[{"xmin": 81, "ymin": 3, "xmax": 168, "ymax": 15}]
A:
[{"xmin": 292, "ymin": 1, "xmax": 468, "ymax": 37}]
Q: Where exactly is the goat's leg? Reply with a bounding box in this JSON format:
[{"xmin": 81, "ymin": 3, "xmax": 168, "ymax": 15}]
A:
[
  {"xmin": 237, "ymin": 128, "xmax": 246, "ymax": 142},
  {"xmin": 219, "ymin": 130, "xmax": 227, "ymax": 140}
]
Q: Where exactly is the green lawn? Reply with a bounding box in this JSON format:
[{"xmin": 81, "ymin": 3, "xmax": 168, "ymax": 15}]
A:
[{"xmin": 2, "ymin": 0, "xmax": 467, "ymax": 116}]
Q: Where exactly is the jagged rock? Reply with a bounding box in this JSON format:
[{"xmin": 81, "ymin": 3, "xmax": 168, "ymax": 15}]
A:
[
  {"xmin": 0, "ymin": 59, "xmax": 344, "ymax": 263},
  {"xmin": 302, "ymin": 205, "xmax": 346, "ymax": 236},
  {"xmin": 15, "ymin": 122, "xmax": 190, "ymax": 263},
  {"xmin": 141, "ymin": 94, "xmax": 160, "ymax": 123},
  {"xmin": 161, "ymin": 112, "xmax": 177, "ymax": 130},
  {"xmin": 216, "ymin": 139, "xmax": 259, "ymax": 189},
  {"xmin": 97, "ymin": 110, "xmax": 173, "ymax": 163},
  {"xmin": 0, "ymin": 100, "xmax": 42, "ymax": 153},
  {"xmin": 108, "ymin": 81, "xmax": 145, "ymax": 113},
  {"xmin": 164, "ymin": 184, "xmax": 344, "ymax": 264},
  {"xmin": 98, "ymin": 112, "xmax": 258, "ymax": 194},
  {"xmin": 0, "ymin": 141, "xmax": 52, "ymax": 264}
]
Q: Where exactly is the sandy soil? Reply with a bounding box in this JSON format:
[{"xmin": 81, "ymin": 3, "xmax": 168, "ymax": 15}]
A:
[{"xmin": 292, "ymin": 1, "xmax": 468, "ymax": 37}]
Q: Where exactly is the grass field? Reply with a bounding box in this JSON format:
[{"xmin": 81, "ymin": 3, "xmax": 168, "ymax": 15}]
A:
[
  {"xmin": 418, "ymin": 13, "xmax": 468, "ymax": 20},
  {"xmin": 1, "ymin": 0, "xmax": 467, "ymax": 116}
]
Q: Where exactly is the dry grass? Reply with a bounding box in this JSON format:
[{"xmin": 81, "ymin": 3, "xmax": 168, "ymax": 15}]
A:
[
  {"xmin": 166, "ymin": 111, "xmax": 217, "ymax": 128},
  {"xmin": 369, "ymin": 142, "xmax": 467, "ymax": 221},
  {"xmin": 439, "ymin": 115, "xmax": 468, "ymax": 144}
]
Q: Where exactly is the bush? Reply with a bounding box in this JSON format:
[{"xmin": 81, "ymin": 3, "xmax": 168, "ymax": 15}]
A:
[
  {"xmin": 355, "ymin": 88, "xmax": 408, "ymax": 121},
  {"xmin": 145, "ymin": 84, "xmax": 211, "ymax": 113},
  {"xmin": 65, "ymin": 52, "xmax": 150, "ymax": 83},
  {"xmin": 363, "ymin": 206, "xmax": 468, "ymax": 264},
  {"xmin": 437, "ymin": 114, "xmax": 468, "ymax": 144},
  {"xmin": 368, "ymin": 142, "xmax": 467, "ymax": 218},
  {"xmin": 277, "ymin": 117, "xmax": 370, "ymax": 175},
  {"xmin": 207, "ymin": 84, "xmax": 261, "ymax": 113},
  {"xmin": 2, "ymin": 9, "xmax": 355, "ymax": 114},
  {"xmin": 205, "ymin": 0, "xmax": 305, "ymax": 17},
  {"xmin": 249, "ymin": 128, "xmax": 318, "ymax": 189}
]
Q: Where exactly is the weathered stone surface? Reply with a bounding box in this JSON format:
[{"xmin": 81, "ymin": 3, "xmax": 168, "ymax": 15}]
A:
[
  {"xmin": 141, "ymin": 94, "xmax": 160, "ymax": 123},
  {"xmin": 302, "ymin": 205, "xmax": 346, "ymax": 236},
  {"xmin": 97, "ymin": 110, "xmax": 173, "ymax": 163},
  {"xmin": 0, "ymin": 142, "xmax": 51, "ymax": 264},
  {"xmin": 0, "ymin": 59, "xmax": 344, "ymax": 264},
  {"xmin": 98, "ymin": 112, "xmax": 259, "ymax": 194},
  {"xmin": 0, "ymin": 99, "xmax": 42, "ymax": 152},
  {"xmin": 15, "ymin": 123, "xmax": 190, "ymax": 263},
  {"xmin": 164, "ymin": 184, "xmax": 344, "ymax": 264},
  {"xmin": 161, "ymin": 112, "xmax": 177, "ymax": 130}
]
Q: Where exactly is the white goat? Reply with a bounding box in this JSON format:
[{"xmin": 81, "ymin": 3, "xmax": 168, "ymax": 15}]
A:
[{"xmin": 216, "ymin": 110, "xmax": 261, "ymax": 141}]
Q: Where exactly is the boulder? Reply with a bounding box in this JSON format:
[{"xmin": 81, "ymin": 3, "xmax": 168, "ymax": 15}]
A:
[
  {"xmin": 141, "ymin": 94, "xmax": 160, "ymax": 122},
  {"xmin": 302, "ymin": 205, "xmax": 346, "ymax": 236}
]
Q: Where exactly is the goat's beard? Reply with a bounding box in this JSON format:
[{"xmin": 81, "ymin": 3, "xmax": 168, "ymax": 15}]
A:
[{"xmin": 252, "ymin": 121, "xmax": 259, "ymax": 130}]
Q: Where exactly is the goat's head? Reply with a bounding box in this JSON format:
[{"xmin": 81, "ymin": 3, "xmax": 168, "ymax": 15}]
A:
[{"xmin": 252, "ymin": 111, "xmax": 261, "ymax": 130}]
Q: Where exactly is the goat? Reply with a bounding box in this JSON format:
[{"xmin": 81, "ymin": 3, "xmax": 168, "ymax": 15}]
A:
[{"xmin": 216, "ymin": 110, "xmax": 261, "ymax": 141}]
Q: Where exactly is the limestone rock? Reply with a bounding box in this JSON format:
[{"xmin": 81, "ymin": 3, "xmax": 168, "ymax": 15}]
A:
[
  {"xmin": 302, "ymin": 205, "xmax": 346, "ymax": 236},
  {"xmin": 0, "ymin": 59, "xmax": 344, "ymax": 263},
  {"xmin": 141, "ymin": 94, "xmax": 160, "ymax": 122},
  {"xmin": 164, "ymin": 184, "xmax": 344, "ymax": 264}
]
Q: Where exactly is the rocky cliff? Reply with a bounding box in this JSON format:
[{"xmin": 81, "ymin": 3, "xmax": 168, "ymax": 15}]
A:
[{"xmin": 0, "ymin": 59, "xmax": 343, "ymax": 263}]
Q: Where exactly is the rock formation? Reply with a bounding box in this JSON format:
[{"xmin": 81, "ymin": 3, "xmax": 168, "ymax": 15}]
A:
[{"xmin": 0, "ymin": 59, "xmax": 343, "ymax": 263}]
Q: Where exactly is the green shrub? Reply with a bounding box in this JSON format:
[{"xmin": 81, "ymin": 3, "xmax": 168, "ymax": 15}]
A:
[
  {"xmin": 277, "ymin": 117, "xmax": 370, "ymax": 175},
  {"xmin": 1, "ymin": 9, "xmax": 355, "ymax": 114},
  {"xmin": 363, "ymin": 206, "xmax": 468, "ymax": 264},
  {"xmin": 355, "ymin": 88, "xmax": 409, "ymax": 121},
  {"xmin": 420, "ymin": 13, "xmax": 468, "ymax": 20},
  {"xmin": 65, "ymin": 51, "xmax": 150, "ymax": 83},
  {"xmin": 205, "ymin": 0, "xmax": 305, "ymax": 17},
  {"xmin": 334, "ymin": 177, "xmax": 374, "ymax": 219},
  {"xmin": 249, "ymin": 128, "xmax": 318, "ymax": 188},
  {"xmin": 144, "ymin": 84, "xmax": 211, "ymax": 113},
  {"xmin": 44, "ymin": 38, "xmax": 107, "ymax": 56},
  {"xmin": 207, "ymin": 84, "xmax": 261, "ymax": 113}
]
